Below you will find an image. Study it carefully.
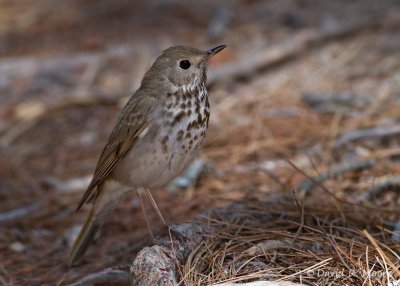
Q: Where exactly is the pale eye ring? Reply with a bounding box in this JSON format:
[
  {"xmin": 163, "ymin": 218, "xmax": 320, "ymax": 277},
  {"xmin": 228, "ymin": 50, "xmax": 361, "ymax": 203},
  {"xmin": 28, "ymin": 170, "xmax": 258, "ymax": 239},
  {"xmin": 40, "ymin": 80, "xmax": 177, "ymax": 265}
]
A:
[{"xmin": 179, "ymin": 60, "xmax": 191, "ymax": 69}]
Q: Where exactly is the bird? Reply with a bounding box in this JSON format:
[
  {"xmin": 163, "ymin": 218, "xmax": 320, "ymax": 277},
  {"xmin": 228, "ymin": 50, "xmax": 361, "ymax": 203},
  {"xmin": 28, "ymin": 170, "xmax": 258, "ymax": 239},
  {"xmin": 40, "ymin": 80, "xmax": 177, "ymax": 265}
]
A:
[{"xmin": 68, "ymin": 44, "xmax": 226, "ymax": 265}]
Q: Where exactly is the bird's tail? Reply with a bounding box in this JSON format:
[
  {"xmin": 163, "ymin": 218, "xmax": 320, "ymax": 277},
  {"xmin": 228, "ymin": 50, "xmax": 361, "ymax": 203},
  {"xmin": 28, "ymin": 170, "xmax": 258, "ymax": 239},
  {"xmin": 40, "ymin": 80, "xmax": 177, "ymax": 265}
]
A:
[
  {"xmin": 68, "ymin": 182, "xmax": 130, "ymax": 266},
  {"xmin": 68, "ymin": 202, "xmax": 100, "ymax": 266}
]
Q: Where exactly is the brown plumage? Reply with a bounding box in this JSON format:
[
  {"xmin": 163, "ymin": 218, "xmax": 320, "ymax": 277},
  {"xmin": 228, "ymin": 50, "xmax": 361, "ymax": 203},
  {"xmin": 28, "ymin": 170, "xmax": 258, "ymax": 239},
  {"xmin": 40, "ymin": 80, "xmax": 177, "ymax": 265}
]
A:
[{"xmin": 69, "ymin": 45, "xmax": 226, "ymax": 265}]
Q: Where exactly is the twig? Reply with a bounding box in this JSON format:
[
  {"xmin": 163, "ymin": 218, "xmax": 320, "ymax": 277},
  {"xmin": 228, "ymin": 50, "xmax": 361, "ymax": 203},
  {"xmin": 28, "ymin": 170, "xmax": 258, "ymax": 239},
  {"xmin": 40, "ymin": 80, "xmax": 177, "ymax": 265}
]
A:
[
  {"xmin": 68, "ymin": 269, "xmax": 130, "ymax": 286},
  {"xmin": 301, "ymin": 92, "xmax": 370, "ymax": 114},
  {"xmin": 356, "ymin": 175, "xmax": 400, "ymax": 203},
  {"xmin": 332, "ymin": 125, "xmax": 400, "ymax": 149},
  {"xmin": 208, "ymin": 18, "xmax": 384, "ymax": 86},
  {"xmin": 297, "ymin": 160, "xmax": 375, "ymax": 194},
  {"xmin": 0, "ymin": 203, "xmax": 42, "ymax": 224}
]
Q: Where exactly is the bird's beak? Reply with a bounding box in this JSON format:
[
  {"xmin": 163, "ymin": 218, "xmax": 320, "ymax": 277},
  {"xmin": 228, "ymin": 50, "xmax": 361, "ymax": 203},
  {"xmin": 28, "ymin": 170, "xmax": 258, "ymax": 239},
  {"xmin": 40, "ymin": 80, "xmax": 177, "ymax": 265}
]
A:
[{"xmin": 206, "ymin": 44, "xmax": 226, "ymax": 59}]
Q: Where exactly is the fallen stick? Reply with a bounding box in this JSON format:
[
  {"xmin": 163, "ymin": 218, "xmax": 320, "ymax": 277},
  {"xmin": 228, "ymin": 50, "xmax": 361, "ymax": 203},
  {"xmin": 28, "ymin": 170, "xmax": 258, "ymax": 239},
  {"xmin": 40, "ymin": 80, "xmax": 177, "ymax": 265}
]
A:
[
  {"xmin": 356, "ymin": 175, "xmax": 400, "ymax": 203},
  {"xmin": 297, "ymin": 160, "xmax": 375, "ymax": 194},
  {"xmin": 0, "ymin": 203, "xmax": 42, "ymax": 224},
  {"xmin": 208, "ymin": 17, "xmax": 387, "ymax": 86},
  {"xmin": 332, "ymin": 125, "xmax": 400, "ymax": 149}
]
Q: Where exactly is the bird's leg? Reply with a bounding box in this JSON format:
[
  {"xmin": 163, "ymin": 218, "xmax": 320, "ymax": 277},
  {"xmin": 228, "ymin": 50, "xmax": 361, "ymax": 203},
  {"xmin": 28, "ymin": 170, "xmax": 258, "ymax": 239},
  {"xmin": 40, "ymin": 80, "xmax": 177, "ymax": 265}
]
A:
[
  {"xmin": 136, "ymin": 188, "xmax": 155, "ymax": 241},
  {"xmin": 144, "ymin": 188, "xmax": 167, "ymax": 226}
]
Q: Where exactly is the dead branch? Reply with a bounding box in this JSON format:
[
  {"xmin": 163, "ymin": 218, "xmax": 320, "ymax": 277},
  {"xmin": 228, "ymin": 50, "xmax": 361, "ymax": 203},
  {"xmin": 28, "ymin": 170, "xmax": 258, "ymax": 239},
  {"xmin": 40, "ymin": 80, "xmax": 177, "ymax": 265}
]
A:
[
  {"xmin": 208, "ymin": 18, "xmax": 385, "ymax": 86},
  {"xmin": 297, "ymin": 160, "xmax": 375, "ymax": 194},
  {"xmin": 301, "ymin": 92, "xmax": 370, "ymax": 114},
  {"xmin": 0, "ymin": 203, "xmax": 42, "ymax": 224},
  {"xmin": 356, "ymin": 175, "xmax": 400, "ymax": 203},
  {"xmin": 332, "ymin": 125, "xmax": 400, "ymax": 149}
]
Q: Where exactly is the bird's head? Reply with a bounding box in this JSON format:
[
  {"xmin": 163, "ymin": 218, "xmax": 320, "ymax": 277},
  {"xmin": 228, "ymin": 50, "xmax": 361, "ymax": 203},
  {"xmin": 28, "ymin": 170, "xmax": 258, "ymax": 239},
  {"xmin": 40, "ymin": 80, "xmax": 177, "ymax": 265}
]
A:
[{"xmin": 142, "ymin": 45, "xmax": 226, "ymax": 92}]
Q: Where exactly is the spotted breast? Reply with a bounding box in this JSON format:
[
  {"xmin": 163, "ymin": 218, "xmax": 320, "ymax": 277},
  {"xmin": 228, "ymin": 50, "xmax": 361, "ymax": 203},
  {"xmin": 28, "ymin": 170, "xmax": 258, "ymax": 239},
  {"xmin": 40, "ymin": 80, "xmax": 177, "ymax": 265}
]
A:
[{"xmin": 112, "ymin": 84, "xmax": 209, "ymax": 188}]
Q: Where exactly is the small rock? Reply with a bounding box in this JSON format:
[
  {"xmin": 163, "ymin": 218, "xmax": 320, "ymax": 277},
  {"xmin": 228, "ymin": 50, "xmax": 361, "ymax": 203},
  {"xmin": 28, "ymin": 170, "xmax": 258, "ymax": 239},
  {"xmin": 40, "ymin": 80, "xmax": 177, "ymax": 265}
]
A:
[{"xmin": 9, "ymin": 241, "xmax": 26, "ymax": 253}]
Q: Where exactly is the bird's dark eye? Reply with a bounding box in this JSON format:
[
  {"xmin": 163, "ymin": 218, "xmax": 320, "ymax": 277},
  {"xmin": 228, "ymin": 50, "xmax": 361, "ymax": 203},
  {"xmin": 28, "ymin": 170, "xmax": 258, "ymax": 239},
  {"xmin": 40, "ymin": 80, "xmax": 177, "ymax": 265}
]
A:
[{"xmin": 179, "ymin": 60, "xmax": 191, "ymax": 69}]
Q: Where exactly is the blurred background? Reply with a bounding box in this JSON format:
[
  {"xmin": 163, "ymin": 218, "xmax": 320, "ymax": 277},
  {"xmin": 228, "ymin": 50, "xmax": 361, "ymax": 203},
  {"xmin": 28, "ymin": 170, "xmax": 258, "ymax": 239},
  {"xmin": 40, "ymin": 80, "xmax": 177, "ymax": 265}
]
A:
[{"xmin": 0, "ymin": 0, "xmax": 399, "ymax": 285}]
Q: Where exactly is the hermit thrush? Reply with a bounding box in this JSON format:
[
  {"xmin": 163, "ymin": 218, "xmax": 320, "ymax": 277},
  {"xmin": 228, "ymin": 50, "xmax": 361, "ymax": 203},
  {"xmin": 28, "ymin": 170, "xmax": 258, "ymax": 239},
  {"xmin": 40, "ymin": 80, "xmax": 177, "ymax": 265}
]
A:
[{"xmin": 69, "ymin": 45, "xmax": 226, "ymax": 265}]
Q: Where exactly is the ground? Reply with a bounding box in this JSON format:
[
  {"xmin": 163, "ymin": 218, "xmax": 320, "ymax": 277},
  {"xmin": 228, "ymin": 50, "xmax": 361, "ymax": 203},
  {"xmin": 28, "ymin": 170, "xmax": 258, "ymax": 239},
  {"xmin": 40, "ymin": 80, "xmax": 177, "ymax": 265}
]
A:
[{"xmin": 0, "ymin": 1, "xmax": 400, "ymax": 285}]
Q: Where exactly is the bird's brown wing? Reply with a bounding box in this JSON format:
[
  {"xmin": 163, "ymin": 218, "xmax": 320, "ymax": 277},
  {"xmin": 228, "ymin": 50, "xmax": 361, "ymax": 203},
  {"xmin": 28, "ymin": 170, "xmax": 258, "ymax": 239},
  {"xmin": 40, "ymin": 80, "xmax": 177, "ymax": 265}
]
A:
[{"xmin": 76, "ymin": 94, "xmax": 157, "ymax": 210}]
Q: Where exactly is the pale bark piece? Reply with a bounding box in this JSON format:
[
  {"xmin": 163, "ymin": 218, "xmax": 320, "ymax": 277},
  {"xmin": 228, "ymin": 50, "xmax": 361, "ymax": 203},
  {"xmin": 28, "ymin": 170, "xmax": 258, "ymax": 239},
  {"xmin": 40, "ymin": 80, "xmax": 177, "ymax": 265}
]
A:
[{"xmin": 130, "ymin": 223, "xmax": 207, "ymax": 286}]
